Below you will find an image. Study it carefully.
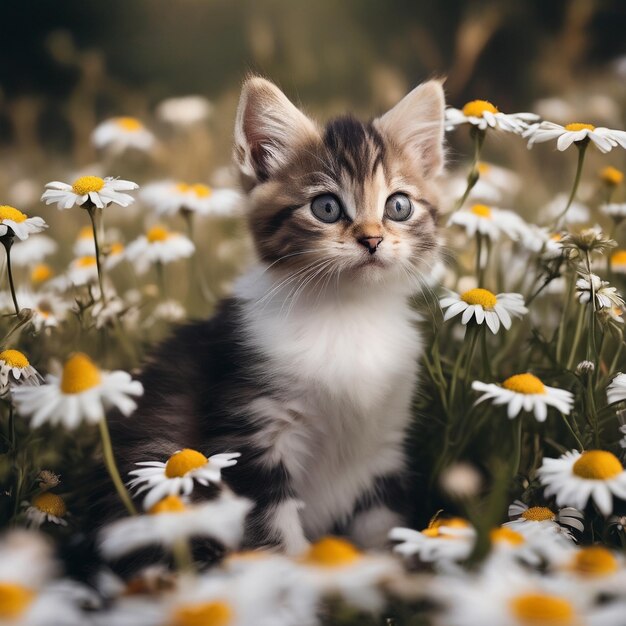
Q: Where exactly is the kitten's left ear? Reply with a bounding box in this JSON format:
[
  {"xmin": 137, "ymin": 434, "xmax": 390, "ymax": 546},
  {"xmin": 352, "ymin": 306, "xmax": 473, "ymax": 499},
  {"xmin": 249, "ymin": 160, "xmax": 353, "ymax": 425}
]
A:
[
  {"xmin": 234, "ymin": 76, "xmax": 320, "ymax": 188},
  {"xmin": 376, "ymin": 79, "xmax": 446, "ymax": 177}
]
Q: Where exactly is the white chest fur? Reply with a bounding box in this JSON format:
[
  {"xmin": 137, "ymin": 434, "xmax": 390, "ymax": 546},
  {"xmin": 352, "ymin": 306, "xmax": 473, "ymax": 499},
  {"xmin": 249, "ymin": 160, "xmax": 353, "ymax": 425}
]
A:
[{"xmin": 235, "ymin": 266, "xmax": 422, "ymax": 538}]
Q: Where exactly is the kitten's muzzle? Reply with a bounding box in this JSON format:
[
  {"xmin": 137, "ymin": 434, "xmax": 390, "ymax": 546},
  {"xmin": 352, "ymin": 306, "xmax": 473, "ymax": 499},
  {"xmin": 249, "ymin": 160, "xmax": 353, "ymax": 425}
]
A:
[{"xmin": 358, "ymin": 236, "xmax": 383, "ymax": 254}]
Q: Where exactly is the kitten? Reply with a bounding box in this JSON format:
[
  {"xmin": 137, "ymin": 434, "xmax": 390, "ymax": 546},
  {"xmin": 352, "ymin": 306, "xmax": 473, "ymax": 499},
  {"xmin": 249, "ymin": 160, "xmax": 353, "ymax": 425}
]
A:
[{"xmin": 104, "ymin": 76, "xmax": 445, "ymax": 557}]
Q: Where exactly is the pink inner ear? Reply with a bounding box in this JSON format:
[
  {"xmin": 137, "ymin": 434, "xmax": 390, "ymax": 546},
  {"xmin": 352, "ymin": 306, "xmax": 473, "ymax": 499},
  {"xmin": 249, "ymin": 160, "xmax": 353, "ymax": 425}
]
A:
[{"xmin": 243, "ymin": 111, "xmax": 272, "ymax": 181}]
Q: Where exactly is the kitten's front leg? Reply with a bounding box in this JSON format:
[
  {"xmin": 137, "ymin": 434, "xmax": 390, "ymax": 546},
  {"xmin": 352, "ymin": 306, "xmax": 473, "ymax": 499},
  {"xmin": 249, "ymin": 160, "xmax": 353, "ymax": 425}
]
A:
[
  {"xmin": 235, "ymin": 457, "xmax": 309, "ymax": 555},
  {"xmin": 348, "ymin": 473, "xmax": 409, "ymax": 549}
]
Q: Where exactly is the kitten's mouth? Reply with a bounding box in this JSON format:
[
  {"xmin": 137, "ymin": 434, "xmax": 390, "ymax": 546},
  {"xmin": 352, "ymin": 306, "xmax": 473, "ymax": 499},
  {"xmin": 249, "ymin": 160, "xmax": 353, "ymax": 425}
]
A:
[{"xmin": 355, "ymin": 256, "xmax": 387, "ymax": 269}]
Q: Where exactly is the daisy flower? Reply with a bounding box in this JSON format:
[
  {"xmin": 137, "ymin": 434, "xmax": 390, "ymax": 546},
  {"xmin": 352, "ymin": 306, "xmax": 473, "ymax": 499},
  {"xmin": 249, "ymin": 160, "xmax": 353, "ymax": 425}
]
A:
[
  {"xmin": 295, "ymin": 536, "xmax": 402, "ymax": 612},
  {"xmin": 524, "ymin": 121, "xmax": 626, "ymax": 153},
  {"xmin": 103, "ymin": 242, "xmax": 126, "ymax": 270},
  {"xmin": 9, "ymin": 290, "xmax": 70, "ymax": 332},
  {"xmin": 431, "ymin": 561, "xmax": 619, "ymax": 626},
  {"xmin": 472, "ymin": 373, "xmax": 574, "ymax": 422},
  {"xmin": 92, "ymin": 116, "xmax": 155, "ymax": 153},
  {"xmin": 65, "ymin": 256, "xmax": 99, "ymax": 287},
  {"xmin": 72, "ymin": 226, "xmax": 95, "ymax": 257},
  {"xmin": 447, "ymin": 204, "xmax": 513, "ymax": 240},
  {"xmin": 542, "ymin": 233, "xmax": 566, "ymax": 259},
  {"xmin": 140, "ymin": 180, "xmax": 194, "ymax": 216},
  {"xmin": 576, "ymin": 274, "xmax": 624, "ymax": 309},
  {"xmin": 186, "ymin": 185, "xmax": 243, "ymax": 217},
  {"xmin": 98, "ymin": 492, "xmax": 252, "ymax": 560},
  {"xmin": 390, "ymin": 517, "xmax": 475, "ymax": 564},
  {"xmin": 0, "ymin": 349, "xmax": 41, "ymax": 396},
  {"xmin": 0, "ymin": 531, "xmax": 85, "ymax": 626},
  {"xmin": 599, "ymin": 166, "xmax": 624, "ymax": 187},
  {"xmin": 41, "ymin": 176, "xmax": 138, "ymax": 210},
  {"xmin": 610, "ymin": 250, "xmax": 626, "ymax": 274},
  {"xmin": 23, "ymin": 493, "xmax": 68, "ymax": 529},
  {"xmin": 602, "ymin": 203, "xmax": 626, "ymax": 221},
  {"xmin": 156, "ymin": 95, "xmax": 213, "ymax": 126},
  {"xmin": 445, "ymin": 100, "xmax": 538, "ymax": 133},
  {"xmin": 30, "ymin": 264, "xmax": 54, "ymax": 286},
  {"xmin": 104, "ymin": 565, "xmax": 312, "ymax": 626},
  {"xmin": 552, "ymin": 545, "xmax": 626, "ymax": 598},
  {"xmin": 10, "ymin": 235, "xmax": 57, "ymax": 267},
  {"xmin": 538, "ymin": 449, "xmax": 626, "ymax": 516},
  {"xmin": 505, "ymin": 500, "xmax": 584, "ymax": 536},
  {"xmin": 141, "ymin": 181, "xmax": 242, "ymax": 217},
  {"xmin": 128, "ymin": 448, "xmax": 240, "ymax": 510},
  {"xmin": 488, "ymin": 526, "xmax": 571, "ymax": 567},
  {"xmin": 125, "ymin": 225, "xmax": 195, "ymax": 274},
  {"xmin": 607, "ymin": 373, "xmax": 626, "ymax": 405},
  {"xmin": 0, "ymin": 205, "xmax": 47, "ymax": 241},
  {"xmin": 440, "ymin": 288, "xmax": 527, "ymax": 334},
  {"xmin": 11, "ymin": 352, "xmax": 143, "ymax": 430}
]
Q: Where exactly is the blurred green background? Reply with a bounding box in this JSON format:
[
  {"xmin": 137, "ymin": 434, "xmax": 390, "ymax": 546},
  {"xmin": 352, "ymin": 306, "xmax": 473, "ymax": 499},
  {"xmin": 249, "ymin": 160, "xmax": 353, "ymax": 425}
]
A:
[{"xmin": 2, "ymin": 0, "xmax": 625, "ymax": 169}]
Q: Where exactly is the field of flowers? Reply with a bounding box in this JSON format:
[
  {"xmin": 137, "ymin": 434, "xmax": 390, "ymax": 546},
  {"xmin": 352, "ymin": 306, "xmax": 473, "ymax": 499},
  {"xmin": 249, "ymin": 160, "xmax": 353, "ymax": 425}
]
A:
[{"xmin": 2, "ymin": 72, "xmax": 626, "ymax": 625}]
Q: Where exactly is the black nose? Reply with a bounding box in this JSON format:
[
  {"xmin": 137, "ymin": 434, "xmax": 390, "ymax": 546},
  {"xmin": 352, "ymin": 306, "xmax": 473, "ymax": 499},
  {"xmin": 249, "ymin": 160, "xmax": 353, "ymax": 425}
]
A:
[{"xmin": 358, "ymin": 236, "xmax": 383, "ymax": 254}]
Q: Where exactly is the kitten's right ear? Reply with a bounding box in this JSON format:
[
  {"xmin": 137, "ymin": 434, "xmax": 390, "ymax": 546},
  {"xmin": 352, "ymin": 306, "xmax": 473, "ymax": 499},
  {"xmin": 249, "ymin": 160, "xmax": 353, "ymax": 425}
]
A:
[{"xmin": 234, "ymin": 77, "xmax": 319, "ymax": 187}]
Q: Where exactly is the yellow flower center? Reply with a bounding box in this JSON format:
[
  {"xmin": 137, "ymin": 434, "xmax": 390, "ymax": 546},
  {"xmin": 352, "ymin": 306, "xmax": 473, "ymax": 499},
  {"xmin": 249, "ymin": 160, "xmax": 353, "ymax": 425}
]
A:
[
  {"xmin": 176, "ymin": 182, "xmax": 190, "ymax": 193},
  {"xmin": 600, "ymin": 166, "xmax": 624, "ymax": 186},
  {"xmin": 521, "ymin": 506, "xmax": 556, "ymax": 522},
  {"xmin": 571, "ymin": 546, "xmax": 619, "ymax": 577},
  {"xmin": 32, "ymin": 492, "xmax": 66, "ymax": 517},
  {"xmin": 462, "ymin": 100, "xmax": 499, "ymax": 117},
  {"xmin": 0, "ymin": 349, "xmax": 29, "ymax": 369},
  {"xmin": 611, "ymin": 250, "xmax": 626, "ymax": 266},
  {"xmin": 0, "ymin": 205, "xmax": 27, "ymax": 223},
  {"xmin": 460, "ymin": 288, "xmax": 497, "ymax": 309},
  {"xmin": 470, "ymin": 204, "xmax": 492, "ymax": 218},
  {"xmin": 147, "ymin": 225, "xmax": 170, "ymax": 243},
  {"xmin": 490, "ymin": 527, "xmax": 525, "ymax": 546},
  {"xmin": 502, "ymin": 373, "xmax": 546, "ymax": 395},
  {"xmin": 171, "ymin": 601, "xmax": 233, "ymax": 626},
  {"xmin": 165, "ymin": 449, "xmax": 208, "ymax": 478},
  {"xmin": 60, "ymin": 352, "xmax": 102, "ymax": 394},
  {"xmin": 109, "ymin": 242, "xmax": 124, "ymax": 255},
  {"xmin": 78, "ymin": 226, "xmax": 94, "ymax": 240},
  {"xmin": 0, "ymin": 583, "xmax": 35, "ymax": 619},
  {"xmin": 72, "ymin": 176, "xmax": 105, "ymax": 195},
  {"xmin": 115, "ymin": 117, "xmax": 143, "ymax": 132},
  {"xmin": 149, "ymin": 495, "xmax": 187, "ymax": 515},
  {"xmin": 422, "ymin": 516, "xmax": 470, "ymax": 538},
  {"xmin": 564, "ymin": 123, "xmax": 595, "ymax": 132},
  {"xmin": 76, "ymin": 256, "xmax": 97, "ymax": 268},
  {"xmin": 31, "ymin": 264, "xmax": 53, "ymax": 284},
  {"xmin": 303, "ymin": 536, "xmax": 361, "ymax": 566},
  {"xmin": 477, "ymin": 162, "xmax": 491, "ymax": 175},
  {"xmin": 191, "ymin": 183, "xmax": 212, "ymax": 198},
  {"xmin": 572, "ymin": 450, "xmax": 623, "ymax": 480},
  {"xmin": 510, "ymin": 593, "xmax": 575, "ymax": 626}
]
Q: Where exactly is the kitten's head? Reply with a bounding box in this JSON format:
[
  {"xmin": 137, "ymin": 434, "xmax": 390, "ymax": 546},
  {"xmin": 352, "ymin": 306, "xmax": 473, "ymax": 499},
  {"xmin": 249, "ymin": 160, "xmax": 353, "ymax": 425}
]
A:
[{"xmin": 234, "ymin": 76, "xmax": 445, "ymax": 290}]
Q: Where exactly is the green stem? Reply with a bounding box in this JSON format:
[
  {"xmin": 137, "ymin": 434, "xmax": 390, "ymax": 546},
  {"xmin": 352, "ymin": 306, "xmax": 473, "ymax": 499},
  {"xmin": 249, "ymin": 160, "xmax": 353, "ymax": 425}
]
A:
[
  {"xmin": 554, "ymin": 141, "xmax": 588, "ymax": 229},
  {"xmin": 561, "ymin": 412, "xmax": 584, "ymax": 450},
  {"xmin": 567, "ymin": 304, "xmax": 586, "ymax": 370},
  {"xmin": 98, "ymin": 417, "xmax": 137, "ymax": 515},
  {"xmin": 511, "ymin": 418, "xmax": 522, "ymax": 477},
  {"xmin": 475, "ymin": 232, "xmax": 484, "ymax": 286},
  {"xmin": 556, "ymin": 272, "xmax": 576, "ymax": 364},
  {"xmin": 2, "ymin": 239, "xmax": 20, "ymax": 315},
  {"xmin": 454, "ymin": 127, "xmax": 486, "ymax": 212},
  {"xmin": 172, "ymin": 538, "xmax": 196, "ymax": 575},
  {"xmin": 156, "ymin": 261, "xmax": 166, "ymax": 297},
  {"xmin": 87, "ymin": 206, "xmax": 107, "ymax": 305}
]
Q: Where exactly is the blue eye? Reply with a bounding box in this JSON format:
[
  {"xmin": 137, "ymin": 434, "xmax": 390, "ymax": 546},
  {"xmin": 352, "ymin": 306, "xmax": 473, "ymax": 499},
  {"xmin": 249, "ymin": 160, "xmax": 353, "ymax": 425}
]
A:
[
  {"xmin": 385, "ymin": 193, "xmax": 413, "ymax": 221},
  {"xmin": 311, "ymin": 194, "xmax": 342, "ymax": 223}
]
